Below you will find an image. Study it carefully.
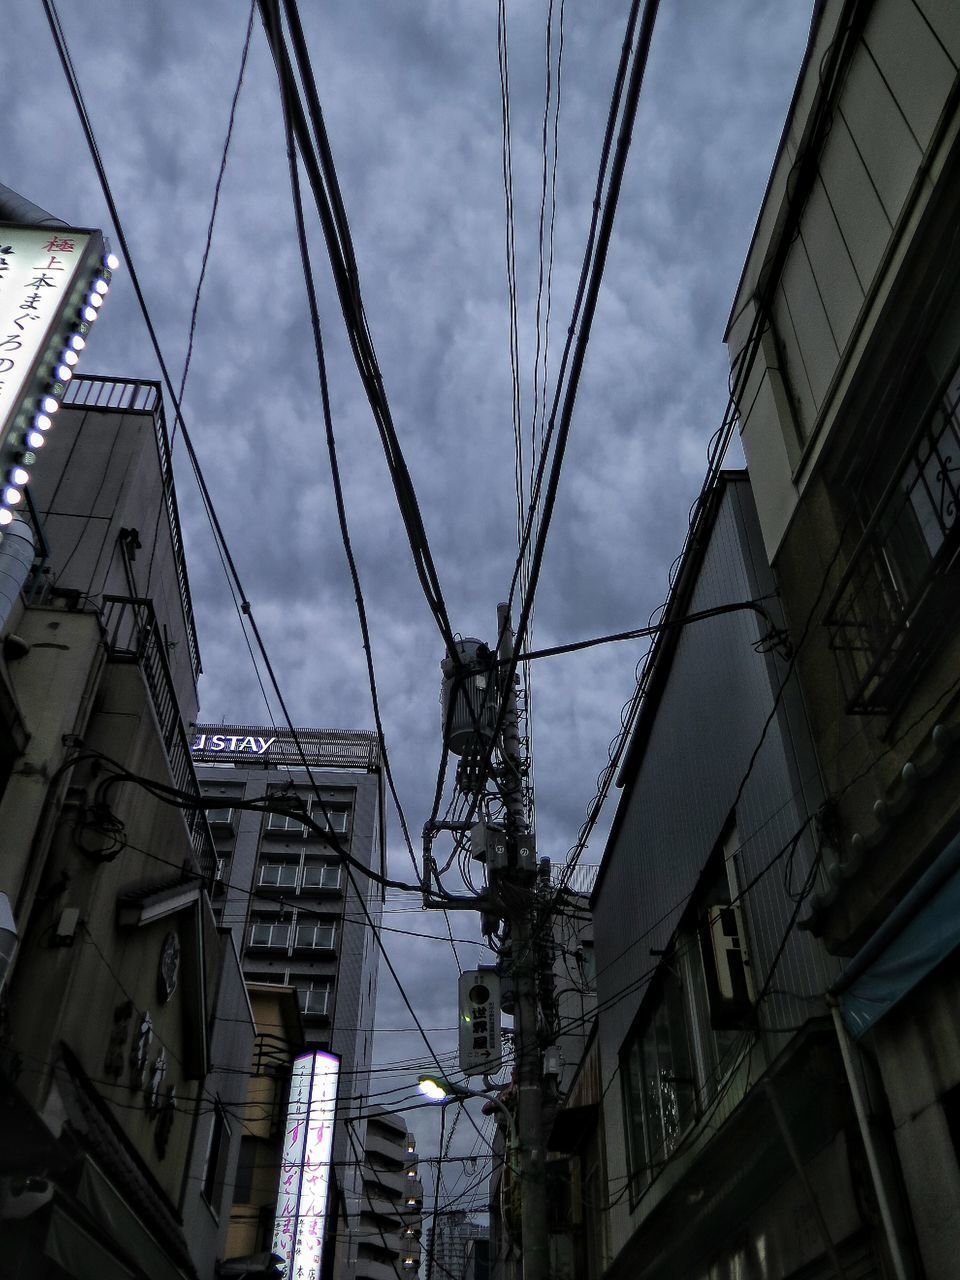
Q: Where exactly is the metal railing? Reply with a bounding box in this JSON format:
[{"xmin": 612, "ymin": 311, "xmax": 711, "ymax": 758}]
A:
[
  {"xmin": 551, "ymin": 863, "xmax": 599, "ymax": 897},
  {"xmin": 99, "ymin": 594, "xmax": 216, "ymax": 877},
  {"xmin": 826, "ymin": 368, "xmax": 960, "ymax": 713},
  {"xmin": 65, "ymin": 376, "xmax": 202, "ymax": 680}
]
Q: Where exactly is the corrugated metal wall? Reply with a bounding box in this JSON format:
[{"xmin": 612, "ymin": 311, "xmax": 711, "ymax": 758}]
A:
[{"xmin": 592, "ymin": 476, "xmax": 841, "ymax": 1259}]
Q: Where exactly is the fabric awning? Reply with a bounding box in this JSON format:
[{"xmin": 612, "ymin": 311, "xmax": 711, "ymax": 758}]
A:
[{"xmin": 832, "ymin": 827, "xmax": 960, "ymax": 1039}]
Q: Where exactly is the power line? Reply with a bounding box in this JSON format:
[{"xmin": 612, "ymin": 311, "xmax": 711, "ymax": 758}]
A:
[{"xmin": 257, "ymin": 0, "xmax": 458, "ymax": 655}]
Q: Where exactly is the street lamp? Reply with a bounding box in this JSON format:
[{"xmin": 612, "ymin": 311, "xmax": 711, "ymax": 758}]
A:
[{"xmin": 416, "ymin": 1072, "xmax": 518, "ymax": 1153}]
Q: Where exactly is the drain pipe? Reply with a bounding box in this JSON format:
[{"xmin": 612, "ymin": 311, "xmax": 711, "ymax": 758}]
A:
[{"xmin": 828, "ymin": 998, "xmax": 911, "ymax": 1280}]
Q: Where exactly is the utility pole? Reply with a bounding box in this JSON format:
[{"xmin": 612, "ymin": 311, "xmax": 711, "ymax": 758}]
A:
[
  {"xmin": 424, "ymin": 603, "xmax": 550, "ymax": 1280},
  {"xmin": 495, "ymin": 604, "xmax": 549, "ymax": 1280}
]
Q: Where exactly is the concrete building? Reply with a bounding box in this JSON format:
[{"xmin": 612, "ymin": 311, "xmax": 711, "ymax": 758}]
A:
[
  {"xmin": 0, "ymin": 373, "xmax": 254, "ymax": 1278},
  {"xmin": 428, "ymin": 1210, "xmax": 487, "ymax": 1280},
  {"xmin": 726, "ymin": 1, "xmax": 960, "ymax": 1275},
  {"xmin": 355, "ymin": 1110, "xmax": 422, "ymax": 1280},
  {"xmin": 220, "ymin": 982, "xmax": 310, "ymax": 1277},
  {"xmin": 193, "ymin": 729, "xmax": 386, "ymax": 1278}
]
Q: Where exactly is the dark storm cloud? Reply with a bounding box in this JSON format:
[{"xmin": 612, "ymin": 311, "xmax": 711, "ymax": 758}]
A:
[{"xmin": 2, "ymin": 0, "xmax": 812, "ymax": 1184}]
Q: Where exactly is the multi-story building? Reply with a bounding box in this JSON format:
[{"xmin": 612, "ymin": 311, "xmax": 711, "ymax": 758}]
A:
[
  {"xmin": 581, "ymin": 471, "xmax": 888, "ymax": 1279},
  {"xmin": 193, "ymin": 728, "xmax": 386, "ymax": 1277},
  {"xmin": 428, "ymin": 1210, "xmax": 488, "ymax": 1280},
  {"xmin": 0, "ymin": 370, "xmax": 254, "ymax": 1278},
  {"xmin": 726, "ymin": 1, "xmax": 960, "ymax": 1275},
  {"xmin": 221, "ymin": 982, "xmax": 306, "ymax": 1275},
  {"xmin": 355, "ymin": 1109, "xmax": 423, "ymax": 1279}
]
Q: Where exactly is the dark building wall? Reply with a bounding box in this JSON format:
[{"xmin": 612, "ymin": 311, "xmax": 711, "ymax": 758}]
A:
[{"xmin": 591, "ymin": 475, "xmax": 842, "ymax": 1270}]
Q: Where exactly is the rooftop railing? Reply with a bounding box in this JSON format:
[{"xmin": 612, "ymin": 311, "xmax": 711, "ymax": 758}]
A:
[{"xmin": 65, "ymin": 376, "xmax": 202, "ymax": 680}]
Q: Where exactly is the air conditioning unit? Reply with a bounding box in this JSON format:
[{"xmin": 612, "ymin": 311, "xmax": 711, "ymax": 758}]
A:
[{"xmin": 704, "ymin": 903, "xmax": 755, "ymax": 1026}]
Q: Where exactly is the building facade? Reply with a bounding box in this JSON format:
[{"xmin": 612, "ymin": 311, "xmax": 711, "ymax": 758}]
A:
[
  {"xmin": 355, "ymin": 1109, "xmax": 422, "ymax": 1280},
  {"xmin": 587, "ymin": 473, "xmax": 889, "ymax": 1279},
  {"xmin": 0, "ymin": 373, "xmax": 254, "ymax": 1279},
  {"xmin": 727, "ymin": 1, "xmax": 960, "ymax": 1274},
  {"xmin": 193, "ymin": 729, "xmax": 386, "ymax": 1277},
  {"xmin": 428, "ymin": 1210, "xmax": 488, "ymax": 1280}
]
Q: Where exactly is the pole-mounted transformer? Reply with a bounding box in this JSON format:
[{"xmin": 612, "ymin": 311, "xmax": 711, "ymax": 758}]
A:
[{"xmin": 439, "ymin": 638, "xmax": 500, "ymax": 757}]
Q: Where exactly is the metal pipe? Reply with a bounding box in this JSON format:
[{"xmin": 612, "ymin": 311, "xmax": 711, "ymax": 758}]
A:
[{"xmin": 829, "ymin": 1000, "xmax": 911, "ymax": 1280}]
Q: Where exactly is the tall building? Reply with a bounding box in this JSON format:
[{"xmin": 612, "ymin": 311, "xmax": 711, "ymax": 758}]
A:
[
  {"xmin": 192, "ymin": 727, "xmax": 386, "ymax": 1276},
  {"xmin": 0, "ymin": 371, "xmax": 254, "ymax": 1278},
  {"xmin": 356, "ymin": 1110, "xmax": 423, "ymax": 1279},
  {"xmin": 428, "ymin": 1210, "xmax": 488, "ymax": 1280},
  {"xmin": 562, "ymin": 472, "xmax": 874, "ymax": 1279}
]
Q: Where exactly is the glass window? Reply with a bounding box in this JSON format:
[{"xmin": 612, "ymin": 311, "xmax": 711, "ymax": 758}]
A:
[
  {"xmin": 302, "ymin": 863, "xmax": 343, "ymax": 891},
  {"xmin": 310, "ymin": 803, "xmax": 349, "ymax": 834},
  {"xmin": 295, "ymin": 922, "xmax": 336, "ymax": 950},
  {"xmin": 202, "ymin": 1104, "xmax": 231, "ymax": 1215},
  {"xmin": 621, "ymin": 967, "xmax": 696, "ymax": 1194},
  {"xmin": 206, "ymin": 806, "xmax": 234, "ymax": 827},
  {"xmin": 266, "ymin": 811, "xmax": 305, "ymax": 835},
  {"xmin": 259, "ymin": 861, "xmax": 299, "ymax": 889},
  {"xmin": 249, "ymin": 921, "xmax": 292, "ymax": 950},
  {"xmin": 234, "ymin": 1135, "xmax": 258, "ymax": 1204},
  {"xmin": 296, "ymin": 981, "xmax": 332, "ymax": 1017}
]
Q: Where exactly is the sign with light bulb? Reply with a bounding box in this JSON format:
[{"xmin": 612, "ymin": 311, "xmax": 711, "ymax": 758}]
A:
[
  {"xmin": 272, "ymin": 1051, "xmax": 339, "ymax": 1280},
  {"xmin": 0, "ymin": 222, "xmax": 115, "ymax": 533},
  {"xmin": 458, "ymin": 968, "xmax": 503, "ymax": 1076}
]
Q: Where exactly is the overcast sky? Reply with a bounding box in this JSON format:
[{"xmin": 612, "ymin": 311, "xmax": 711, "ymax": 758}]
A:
[{"xmin": 3, "ymin": 0, "xmax": 812, "ymax": 1214}]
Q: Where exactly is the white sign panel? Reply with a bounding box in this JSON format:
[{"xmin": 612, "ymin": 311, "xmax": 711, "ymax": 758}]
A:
[
  {"xmin": 0, "ymin": 226, "xmax": 92, "ymax": 430},
  {"xmin": 273, "ymin": 1051, "xmax": 339, "ymax": 1280},
  {"xmin": 458, "ymin": 969, "xmax": 502, "ymax": 1077}
]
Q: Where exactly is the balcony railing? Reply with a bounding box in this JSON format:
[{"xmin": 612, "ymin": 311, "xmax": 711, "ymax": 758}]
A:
[
  {"xmin": 65, "ymin": 376, "xmax": 202, "ymax": 680},
  {"xmin": 826, "ymin": 369, "xmax": 960, "ymax": 713},
  {"xmin": 99, "ymin": 594, "xmax": 216, "ymax": 877}
]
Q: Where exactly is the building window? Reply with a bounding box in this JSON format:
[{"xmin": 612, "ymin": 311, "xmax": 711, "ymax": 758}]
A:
[
  {"xmin": 621, "ymin": 964, "xmax": 697, "ymax": 1196},
  {"xmin": 302, "ymin": 862, "xmax": 343, "ymax": 891},
  {"xmin": 202, "ymin": 1103, "xmax": 231, "ymax": 1217},
  {"xmin": 266, "ymin": 810, "xmax": 306, "ymax": 836},
  {"xmin": 206, "ymin": 806, "xmax": 235, "ymax": 829},
  {"xmin": 234, "ymin": 1135, "xmax": 258, "ymax": 1204},
  {"xmin": 296, "ymin": 980, "xmax": 332, "ymax": 1018},
  {"xmin": 295, "ymin": 922, "xmax": 336, "ymax": 951},
  {"xmin": 310, "ymin": 802, "xmax": 349, "ymax": 834},
  {"xmin": 259, "ymin": 861, "xmax": 299, "ymax": 889},
  {"xmin": 827, "ymin": 300, "xmax": 960, "ymax": 713},
  {"xmin": 249, "ymin": 920, "xmax": 292, "ymax": 950}
]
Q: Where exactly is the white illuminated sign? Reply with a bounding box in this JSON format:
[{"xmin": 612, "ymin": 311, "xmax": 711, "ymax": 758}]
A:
[
  {"xmin": 0, "ymin": 222, "xmax": 108, "ymax": 528},
  {"xmin": 0, "ymin": 227, "xmax": 92, "ymax": 426},
  {"xmin": 191, "ymin": 732, "xmax": 275, "ymax": 756},
  {"xmin": 273, "ymin": 1051, "xmax": 339, "ymax": 1280}
]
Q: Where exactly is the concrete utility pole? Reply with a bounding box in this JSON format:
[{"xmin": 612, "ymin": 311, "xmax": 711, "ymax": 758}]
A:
[
  {"xmin": 425, "ymin": 604, "xmax": 550, "ymax": 1280},
  {"xmin": 495, "ymin": 604, "xmax": 549, "ymax": 1280}
]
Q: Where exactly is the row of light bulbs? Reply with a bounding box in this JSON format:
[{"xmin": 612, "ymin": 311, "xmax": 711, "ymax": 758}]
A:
[{"xmin": 0, "ymin": 251, "xmax": 120, "ymax": 529}]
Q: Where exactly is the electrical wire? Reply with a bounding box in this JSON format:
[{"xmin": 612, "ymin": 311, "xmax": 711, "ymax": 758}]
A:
[{"xmin": 257, "ymin": 0, "xmax": 458, "ymax": 656}]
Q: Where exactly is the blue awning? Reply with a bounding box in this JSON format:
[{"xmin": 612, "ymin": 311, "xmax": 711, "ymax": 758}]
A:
[{"xmin": 832, "ymin": 827, "xmax": 960, "ymax": 1039}]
